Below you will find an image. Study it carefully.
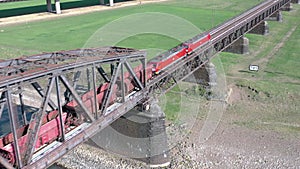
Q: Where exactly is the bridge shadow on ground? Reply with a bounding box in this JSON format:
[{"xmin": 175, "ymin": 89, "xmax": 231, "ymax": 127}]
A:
[{"xmin": 0, "ymin": 0, "xmax": 132, "ymax": 18}]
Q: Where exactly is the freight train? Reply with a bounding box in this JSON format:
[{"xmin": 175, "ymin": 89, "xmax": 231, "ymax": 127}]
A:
[{"xmin": 0, "ymin": 33, "xmax": 211, "ymax": 167}]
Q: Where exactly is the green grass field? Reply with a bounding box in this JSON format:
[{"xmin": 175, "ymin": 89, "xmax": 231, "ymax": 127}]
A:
[
  {"xmin": 0, "ymin": 0, "xmax": 130, "ymax": 17},
  {"xmin": 0, "ymin": 0, "xmax": 299, "ymax": 135},
  {"xmin": 217, "ymin": 5, "xmax": 300, "ymax": 135},
  {"xmin": 0, "ymin": 0, "xmax": 263, "ymax": 58}
]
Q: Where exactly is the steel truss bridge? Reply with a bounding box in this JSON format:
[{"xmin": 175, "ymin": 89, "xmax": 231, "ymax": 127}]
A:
[{"xmin": 0, "ymin": 0, "xmax": 292, "ymax": 168}]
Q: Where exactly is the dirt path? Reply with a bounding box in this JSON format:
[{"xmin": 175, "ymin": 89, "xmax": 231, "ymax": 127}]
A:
[
  {"xmin": 0, "ymin": 0, "xmax": 168, "ymax": 27},
  {"xmin": 254, "ymin": 25, "xmax": 297, "ymax": 66}
]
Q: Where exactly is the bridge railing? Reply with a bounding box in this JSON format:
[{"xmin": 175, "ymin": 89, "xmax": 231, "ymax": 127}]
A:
[{"xmin": 0, "ymin": 47, "xmax": 147, "ymax": 168}]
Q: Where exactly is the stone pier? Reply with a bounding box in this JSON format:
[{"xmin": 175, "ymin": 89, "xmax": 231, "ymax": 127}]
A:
[
  {"xmin": 99, "ymin": 0, "xmax": 114, "ymax": 6},
  {"xmin": 291, "ymin": 0, "xmax": 300, "ymax": 4},
  {"xmin": 183, "ymin": 62, "xmax": 217, "ymax": 100},
  {"xmin": 88, "ymin": 100, "xmax": 170, "ymax": 168},
  {"xmin": 224, "ymin": 36, "xmax": 249, "ymax": 54},
  {"xmin": 249, "ymin": 21, "xmax": 269, "ymax": 35},
  {"xmin": 184, "ymin": 62, "xmax": 217, "ymax": 86},
  {"xmin": 46, "ymin": 0, "xmax": 61, "ymax": 14},
  {"xmin": 267, "ymin": 11, "xmax": 283, "ymax": 22},
  {"xmin": 281, "ymin": 2, "xmax": 292, "ymax": 11}
]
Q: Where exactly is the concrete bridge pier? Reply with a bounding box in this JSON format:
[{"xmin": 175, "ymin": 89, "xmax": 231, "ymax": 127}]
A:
[
  {"xmin": 224, "ymin": 36, "xmax": 249, "ymax": 54},
  {"xmin": 268, "ymin": 11, "xmax": 283, "ymax": 22},
  {"xmin": 88, "ymin": 100, "xmax": 170, "ymax": 168},
  {"xmin": 109, "ymin": 0, "xmax": 114, "ymax": 6},
  {"xmin": 46, "ymin": 0, "xmax": 52, "ymax": 12},
  {"xmin": 291, "ymin": 0, "xmax": 300, "ymax": 4},
  {"xmin": 184, "ymin": 62, "xmax": 217, "ymax": 87},
  {"xmin": 46, "ymin": 0, "xmax": 61, "ymax": 14},
  {"xmin": 183, "ymin": 61, "xmax": 217, "ymax": 100},
  {"xmin": 249, "ymin": 21, "xmax": 269, "ymax": 35},
  {"xmin": 99, "ymin": 0, "xmax": 114, "ymax": 6},
  {"xmin": 281, "ymin": 2, "xmax": 292, "ymax": 11},
  {"xmin": 55, "ymin": 0, "xmax": 61, "ymax": 14}
]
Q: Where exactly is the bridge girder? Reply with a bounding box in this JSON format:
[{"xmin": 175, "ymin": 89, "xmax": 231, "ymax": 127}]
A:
[
  {"xmin": 0, "ymin": 47, "xmax": 146, "ymax": 168},
  {"xmin": 0, "ymin": 0, "xmax": 294, "ymax": 168}
]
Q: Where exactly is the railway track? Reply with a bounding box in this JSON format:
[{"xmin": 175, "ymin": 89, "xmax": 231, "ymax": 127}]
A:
[
  {"xmin": 0, "ymin": 0, "xmax": 292, "ymax": 168},
  {"xmin": 148, "ymin": 0, "xmax": 290, "ymax": 95}
]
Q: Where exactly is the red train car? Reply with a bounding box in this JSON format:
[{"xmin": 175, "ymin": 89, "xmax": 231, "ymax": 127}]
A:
[
  {"xmin": 185, "ymin": 34, "xmax": 211, "ymax": 54},
  {"xmin": 149, "ymin": 33, "xmax": 211, "ymax": 74},
  {"xmin": 0, "ymin": 112, "xmax": 67, "ymax": 165},
  {"xmin": 65, "ymin": 83, "xmax": 118, "ymax": 113}
]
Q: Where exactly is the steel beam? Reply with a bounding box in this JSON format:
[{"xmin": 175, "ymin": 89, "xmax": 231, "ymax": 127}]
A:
[
  {"xmin": 23, "ymin": 89, "xmax": 146, "ymax": 169},
  {"xmin": 124, "ymin": 60, "xmax": 144, "ymax": 90},
  {"xmin": 97, "ymin": 66, "xmax": 110, "ymax": 83},
  {"xmin": 59, "ymin": 75, "xmax": 95, "ymax": 122},
  {"xmin": 6, "ymin": 90, "xmax": 23, "ymax": 168},
  {"xmin": 120, "ymin": 64, "xmax": 125, "ymax": 103},
  {"xmin": 101, "ymin": 61, "xmax": 123, "ymax": 115},
  {"xmin": 24, "ymin": 77, "xmax": 55, "ymax": 165},
  {"xmin": 0, "ymin": 93, "xmax": 6, "ymax": 118},
  {"xmin": 55, "ymin": 77, "xmax": 66, "ymax": 142},
  {"xmin": 142, "ymin": 58, "xmax": 147, "ymax": 87},
  {"xmin": 92, "ymin": 65, "xmax": 98, "ymax": 119},
  {"xmin": 18, "ymin": 87, "xmax": 28, "ymax": 125},
  {"xmin": 31, "ymin": 82, "xmax": 57, "ymax": 110},
  {"xmin": 64, "ymin": 71, "xmax": 81, "ymax": 102}
]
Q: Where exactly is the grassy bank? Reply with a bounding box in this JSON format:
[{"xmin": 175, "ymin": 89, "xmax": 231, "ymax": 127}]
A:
[
  {"xmin": 219, "ymin": 5, "xmax": 300, "ymax": 135},
  {"xmin": 0, "ymin": 0, "xmax": 298, "ymax": 135}
]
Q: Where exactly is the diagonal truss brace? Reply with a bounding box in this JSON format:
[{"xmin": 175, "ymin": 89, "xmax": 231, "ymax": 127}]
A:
[
  {"xmin": 59, "ymin": 75, "xmax": 95, "ymax": 122},
  {"xmin": 124, "ymin": 60, "xmax": 144, "ymax": 90},
  {"xmin": 101, "ymin": 60, "xmax": 123, "ymax": 116},
  {"xmin": 0, "ymin": 93, "xmax": 6, "ymax": 119},
  {"xmin": 23, "ymin": 77, "xmax": 55, "ymax": 165},
  {"xmin": 64, "ymin": 71, "xmax": 81, "ymax": 102},
  {"xmin": 6, "ymin": 90, "xmax": 23, "ymax": 168},
  {"xmin": 97, "ymin": 66, "xmax": 110, "ymax": 83},
  {"xmin": 55, "ymin": 77, "xmax": 66, "ymax": 142},
  {"xmin": 31, "ymin": 82, "xmax": 57, "ymax": 110}
]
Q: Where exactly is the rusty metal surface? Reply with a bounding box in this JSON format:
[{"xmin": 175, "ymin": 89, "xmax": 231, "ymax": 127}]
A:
[
  {"xmin": 0, "ymin": 46, "xmax": 147, "ymax": 168},
  {"xmin": 0, "ymin": 0, "xmax": 292, "ymax": 168}
]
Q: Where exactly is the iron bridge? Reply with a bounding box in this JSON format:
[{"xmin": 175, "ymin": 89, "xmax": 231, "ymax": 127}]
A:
[{"xmin": 0, "ymin": 0, "xmax": 292, "ymax": 168}]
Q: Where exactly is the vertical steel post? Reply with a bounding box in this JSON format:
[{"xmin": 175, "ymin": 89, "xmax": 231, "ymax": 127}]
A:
[
  {"xmin": 142, "ymin": 57, "xmax": 147, "ymax": 87},
  {"xmin": 0, "ymin": 93, "xmax": 6, "ymax": 119},
  {"xmin": 55, "ymin": 76, "xmax": 65, "ymax": 142},
  {"xmin": 92, "ymin": 65, "xmax": 98, "ymax": 119},
  {"xmin": 6, "ymin": 90, "xmax": 23, "ymax": 168},
  {"xmin": 110, "ymin": 64, "xmax": 115, "ymax": 76},
  {"xmin": 121, "ymin": 63, "xmax": 125, "ymax": 103},
  {"xmin": 18, "ymin": 88, "xmax": 28, "ymax": 125},
  {"xmin": 87, "ymin": 68, "xmax": 91, "ymax": 91}
]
